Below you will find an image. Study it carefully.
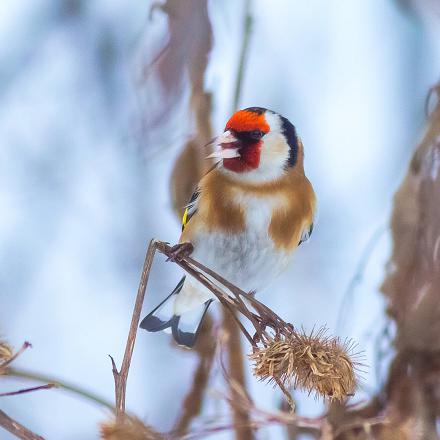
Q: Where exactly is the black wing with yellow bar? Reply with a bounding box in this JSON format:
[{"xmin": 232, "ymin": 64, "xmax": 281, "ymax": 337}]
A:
[{"xmin": 182, "ymin": 188, "xmax": 200, "ymax": 231}]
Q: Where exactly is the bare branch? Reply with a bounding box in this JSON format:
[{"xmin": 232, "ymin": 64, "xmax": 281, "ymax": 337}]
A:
[
  {"xmin": 110, "ymin": 238, "xmax": 158, "ymax": 418},
  {"xmin": 0, "ymin": 383, "xmax": 55, "ymax": 397},
  {"xmin": 6, "ymin": 367, "xmax": 113, "ymax": 409},
  {"xmin": 232, "ymin": 0, "xmax": 253, "ymax": 112},
  {"xmin": 0, "ymin": 409, "xmax": 44, "ymax": 440}
]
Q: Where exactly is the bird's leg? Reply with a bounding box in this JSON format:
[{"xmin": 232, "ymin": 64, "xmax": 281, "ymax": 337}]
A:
[{"xmin": 166, "ymin": 242, "xmax": 194, "ymax": 262}]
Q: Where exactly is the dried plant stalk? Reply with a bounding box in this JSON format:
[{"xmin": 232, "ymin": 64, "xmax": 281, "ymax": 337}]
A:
[
  {"xmin": 153, "ymin": 241, "xmax": 359, "ymax": 407},
  {"xmin": 172, "ymin": 314, "xmax": 216, "ymax": 436},
  {"xmin": 222, "ymin": 310, "xmax": 254, "ymax": 440},
  {"xmin": 100, "ymin": 414, "xmax": 163, "ymax": 440},
  {"xmin": 0, "ymin": 410, "xmax": 44, "ymax": 440},
  {"xmin": 0, "ymin": 341, "xmax": 46, "ymax": 440},
  {"xmin": 110, "ymin": 239, "xmax": 158, "ymax": 418}
]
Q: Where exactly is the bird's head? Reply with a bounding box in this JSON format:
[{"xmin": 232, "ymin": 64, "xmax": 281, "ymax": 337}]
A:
[{"xmin": 209, "ymin": 107, "xmax": 300, "ymax": 182}]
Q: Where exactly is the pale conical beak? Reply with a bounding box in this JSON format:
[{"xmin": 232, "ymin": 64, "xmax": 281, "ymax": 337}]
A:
[
  {"xmin": 206, "ymin": 130, "xmax": 240, "ymax": 159},
  {"xmin": 207, "ymin": 149, "xmax": 241, "ymax": 159}
]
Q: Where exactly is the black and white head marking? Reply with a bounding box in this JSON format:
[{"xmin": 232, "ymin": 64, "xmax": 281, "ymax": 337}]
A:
[{"xmin": 278, "ymin": 115, "xmax": 298, "ymax": 168}]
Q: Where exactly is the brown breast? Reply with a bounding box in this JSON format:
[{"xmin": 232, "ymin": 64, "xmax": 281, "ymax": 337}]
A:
[{"xmin": 180, "ymin": 167, "xmax": 316, "ymax": 251}]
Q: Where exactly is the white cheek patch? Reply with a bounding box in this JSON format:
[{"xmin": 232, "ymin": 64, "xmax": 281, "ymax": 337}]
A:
[{"xmin": 259, "ymin": 132, "xmax": 290, "ymax": 170}]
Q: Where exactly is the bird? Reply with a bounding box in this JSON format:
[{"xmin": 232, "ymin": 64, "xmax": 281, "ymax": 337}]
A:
[{"xmin": 140, "ymin": 107, "xmax": 316, "ymax": 348}]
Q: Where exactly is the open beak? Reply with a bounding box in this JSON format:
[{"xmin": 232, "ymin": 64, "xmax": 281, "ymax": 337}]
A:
[{"xmin": 207, "ymin": 130, "xmax": 241, "ymax": 159}]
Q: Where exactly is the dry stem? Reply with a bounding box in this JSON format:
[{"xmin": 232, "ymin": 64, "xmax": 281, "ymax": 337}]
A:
[
  {"xmin": 172, "ymin": 314, "xmax": 216, "ymax": 436},
  {"xmin": 0, "ymin": 410, "xmax": 44, "ymax": 440},
  {"xmin": 0, "ymin": 383, "xmax": 55, "ymax": 397},
  {"xmin": 7, "ymin": 367, "xmax": 113, "ymax": 409},
  {"xmin": 222, "ymin": 310, "xmax": 254, "ymax": 440},
  {"xmin": 110, "ymin": 238, "xmax": 158, "ymax": 418}
]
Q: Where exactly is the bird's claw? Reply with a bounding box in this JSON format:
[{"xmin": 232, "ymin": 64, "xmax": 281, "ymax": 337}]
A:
[{"xmin": 166, "ymin": 242, "xmax": 194, "ymax": 262}]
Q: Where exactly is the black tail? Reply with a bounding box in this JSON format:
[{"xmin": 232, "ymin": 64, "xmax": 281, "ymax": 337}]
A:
[{"xmin": 139, "ymin": 276, "xmax": 212, "ymax": 348}]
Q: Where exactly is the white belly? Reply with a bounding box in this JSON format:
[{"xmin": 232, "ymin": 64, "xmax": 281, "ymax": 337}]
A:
[
  {"xmin": 192, "ymin": 229, "xmax": 289, "ymax": 292},
  {"xmin": 174, "ymin": 193, "xmax": 293, "ymax": 315}
]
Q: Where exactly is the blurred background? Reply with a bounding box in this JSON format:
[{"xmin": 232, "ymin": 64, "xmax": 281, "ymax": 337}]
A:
[{"xmin": 1, "ymin": 0, "xmax": 440, "ymax": 439}]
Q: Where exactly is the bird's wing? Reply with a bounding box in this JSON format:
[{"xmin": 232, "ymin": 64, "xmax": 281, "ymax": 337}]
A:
[
  {"xmin": 181, "ymin": 163, "xmax": 219, "ymax": 232},
  {"xmin": 298, "ymin": 222, "xmax": 314, "ymax": 245},
  {"xmin": 181, "ymin": 188, "xmax": 200, "ymax": 232}
]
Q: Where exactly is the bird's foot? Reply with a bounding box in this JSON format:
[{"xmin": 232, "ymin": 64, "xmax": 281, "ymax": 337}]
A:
[{"xmin": 166, "ymin": 242, "xmax": 194, "ymax": 262}]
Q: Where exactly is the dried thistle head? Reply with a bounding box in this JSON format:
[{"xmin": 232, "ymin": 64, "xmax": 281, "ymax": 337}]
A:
[
  {"xmin": 100, "ymin": 415, "xmax": 162, "ymax": 440},
  {"xmin": 250, "ymin": 327, "xmax": 359, "ymax": 401}
]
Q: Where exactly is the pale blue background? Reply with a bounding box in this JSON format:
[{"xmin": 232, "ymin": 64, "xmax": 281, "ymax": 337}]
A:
[{"xmin": 1, "ymin": 1, "xmax": 440, "ymax": 438}]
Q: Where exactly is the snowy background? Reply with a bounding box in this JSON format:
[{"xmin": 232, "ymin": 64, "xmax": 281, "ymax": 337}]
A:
[{"xmin": 1, "ymin": 0, "xmax": 440, "ymax": 438}]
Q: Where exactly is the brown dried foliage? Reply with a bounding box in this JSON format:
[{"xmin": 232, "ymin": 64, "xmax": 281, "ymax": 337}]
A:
[
  {"xmin": 323, "ymin": 83, "xmax": 440, "ymax": 439},
  {"xmin": 378, "ymin": 84, "xmax": 440, "ymax": 436},
  {"xmin": 149, "ymin": 0, "xmax": 215, "ymax": 222},
  {"xmin": 146, "ymin": 0, "xmax": 212, "ymax": 127},
  {"xmin": 100, "ymin": 414, "xmax": 163, "ymax": 440},
  {"xmin": 382, "ymin": 84, "xmax": 440, "ymax": 352}
]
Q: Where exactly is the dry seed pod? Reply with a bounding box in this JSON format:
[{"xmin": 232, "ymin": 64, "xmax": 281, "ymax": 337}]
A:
[
  {"xmin": 0, "ymin": 340, "xmax": 13, "ymax": 364},
  {"xmin": 100, "ymin": 415, "xmax": 163, "ymax": 440},
  {"xmin": 250, "ymin": 328, "xmax": 358, "ymax": 401}
]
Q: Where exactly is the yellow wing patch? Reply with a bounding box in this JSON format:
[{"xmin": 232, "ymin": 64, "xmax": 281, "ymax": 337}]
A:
[{"xmin": 182, "ymin": 207, "xmax": 189, "ymax": 231}]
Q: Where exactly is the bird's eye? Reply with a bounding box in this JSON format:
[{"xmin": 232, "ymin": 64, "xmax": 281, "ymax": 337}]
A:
[{"xmin": 249, "ymin": 130, "xmax": 264, "ymax": 139}]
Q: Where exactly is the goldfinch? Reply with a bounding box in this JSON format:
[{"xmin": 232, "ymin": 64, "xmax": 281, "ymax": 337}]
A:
[{"xmin": 140, "ymin": 107, "xmax": 316, "ymax": 347}]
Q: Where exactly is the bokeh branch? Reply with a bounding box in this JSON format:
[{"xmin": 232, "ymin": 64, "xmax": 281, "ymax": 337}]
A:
[
  {"xmin": 172, "ymin": 315, "xmax": 216, "ymax": 437},
  {"xmin": 0, "ymin": 341, "xmax": 45, "ymax": 439},
  {"xmin": 232, "ymin": 0, "xmax": 253, "ymax": 112},
  {"xmin": 6, "ymin": 367, "xmax": 113, "ymax": 410}
]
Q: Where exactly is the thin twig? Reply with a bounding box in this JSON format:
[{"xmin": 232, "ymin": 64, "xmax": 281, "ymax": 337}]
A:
[
  {"xmin": 333, "ymin": 416, "xmax": 388, "ymax": 437},
  {"xmin": 7, "ymin": 367, "xmax": 114, "ymax": 409},
  {"xmin": 182, "ymin": 385, "xmax": 324, "ymax": 440},
  {"xmin": 0, "ymin": 383, "xmax": 55, "ymax": 397},
  {"xmin": 110, "ymin": 238, "xmax": 158, "ymax": 418},
  {"xmin": 273, "ymin": 377, "xmax": 295, "ymax": 412},
  {"xmin": 0, "ymin": 409, "xmax": 44, "ymax": 440},
  {"xmin": 336, "ymin": 225, "xmax": 386, "ymax": 334},
  {"xmin": 232, "ymin": 0, "xmax": 253, "ymax": 112}
]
